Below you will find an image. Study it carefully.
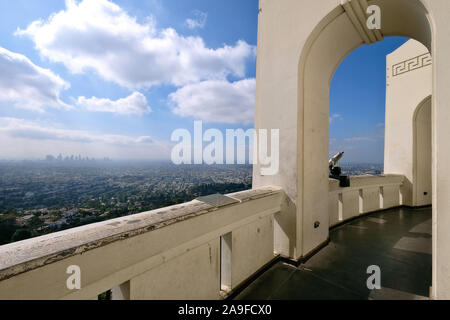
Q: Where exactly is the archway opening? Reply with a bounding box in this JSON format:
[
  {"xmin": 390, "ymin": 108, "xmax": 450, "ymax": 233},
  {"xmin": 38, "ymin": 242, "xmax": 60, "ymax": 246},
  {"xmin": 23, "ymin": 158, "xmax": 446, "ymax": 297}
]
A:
[
  {"xmin": 413, "ymin": 96, "xmax": 432, "ymax": 207},
  {"xmin": 295, "ymin": 0, "xmax": 433, "ymax": 298},
  {"xmin": 329, "ymin": 36, "xmax": 411, "ymax": 175},
  {"xmin": 297, "ymin": 0, "xmax": 432, "ymax": 256},
  {"xmin": 326, "ymin": 37, "xmax": 433, "ymax": 297},
  {"xmin": 329, "ymin": 37, "xmax": 433, "ymax": 209}
]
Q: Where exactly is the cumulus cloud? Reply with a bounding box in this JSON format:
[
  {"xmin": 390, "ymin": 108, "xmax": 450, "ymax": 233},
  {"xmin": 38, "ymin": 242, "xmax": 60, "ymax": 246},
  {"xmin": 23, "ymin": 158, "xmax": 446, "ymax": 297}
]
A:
[
  {"xmin": 16, "ymin": 0, "xmax": 255, "ymax": 89},
  {"xmin": 0, "ymin": 117, "xmax": 153, "ymax": 146},
  {"xmin": 0, "ymin": 47, "xmax": 70, "ymax": 112},
  {"xmin": 186, "ymin": 11, "xmax": 207, "ymax": 29},
  {"xmin": 169, "ymin": 79, "xmax": 255, "ymax": 124},
  {"xmin": 77, "ymin": 92, "xmax": 151, "ymax": 115}
]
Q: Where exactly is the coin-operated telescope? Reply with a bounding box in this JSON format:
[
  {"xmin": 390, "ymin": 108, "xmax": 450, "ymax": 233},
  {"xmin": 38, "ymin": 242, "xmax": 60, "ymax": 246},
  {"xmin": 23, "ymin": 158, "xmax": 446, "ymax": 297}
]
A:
[{"xmin": 329, "ymin": 151, "xmax": 350, "ymax": 187}]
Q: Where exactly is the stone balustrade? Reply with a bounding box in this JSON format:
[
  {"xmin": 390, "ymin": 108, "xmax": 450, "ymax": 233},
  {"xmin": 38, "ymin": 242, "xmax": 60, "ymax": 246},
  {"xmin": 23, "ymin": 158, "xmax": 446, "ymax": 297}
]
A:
[
  {"xmin": 0, "ymin": 175, "xmax": 407, "ymax": 300},
  {"xmin": 328, "ymin": 174, "xmax": 405, "ymax": 227},
  {"xmin": 0, "ymin": 186, "xmax": 283, "ymax": 300}
]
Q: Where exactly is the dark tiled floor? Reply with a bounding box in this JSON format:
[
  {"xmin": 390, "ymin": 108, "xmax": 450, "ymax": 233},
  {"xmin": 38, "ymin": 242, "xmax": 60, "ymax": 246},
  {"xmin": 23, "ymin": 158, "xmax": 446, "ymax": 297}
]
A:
[{"xmin": 236, "ymin": 207, "xmax": 432, "ymax": 300}]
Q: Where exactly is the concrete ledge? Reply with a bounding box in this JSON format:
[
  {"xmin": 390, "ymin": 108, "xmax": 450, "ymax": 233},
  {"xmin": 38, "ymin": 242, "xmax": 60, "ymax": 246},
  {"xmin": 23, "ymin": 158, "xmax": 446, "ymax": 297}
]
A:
[
  {"xmin": 329, "ymin": 174, "xmax": 405, "ymax": 192},
  {"xmin": 0, "ymin": 186, "xmax": 282, "ymax": 282},
  {"xmin": 328, "ymin": 174, "xmax": 405, "ymax": 228}
]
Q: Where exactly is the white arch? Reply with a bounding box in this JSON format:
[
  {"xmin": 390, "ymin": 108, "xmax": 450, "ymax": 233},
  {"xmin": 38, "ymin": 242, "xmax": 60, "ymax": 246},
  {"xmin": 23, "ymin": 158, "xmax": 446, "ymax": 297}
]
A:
[
  {"xmin": 255, "ymin": 0, "xmax": 450, "ymax": 299},
  {"xmin": 296, "ymin": 0, "xmax": 432, "ymax": 257},
  {"xmin": 413, "ymin": 95, "xmax": 432, "ymax": 207}
]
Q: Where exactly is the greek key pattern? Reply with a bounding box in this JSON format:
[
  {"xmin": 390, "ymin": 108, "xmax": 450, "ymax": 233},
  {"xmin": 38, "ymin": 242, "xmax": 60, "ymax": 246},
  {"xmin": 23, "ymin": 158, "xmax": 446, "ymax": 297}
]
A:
[{"xmin": 392, "ymin": 53, "xmax": 432, "ymax": 77}]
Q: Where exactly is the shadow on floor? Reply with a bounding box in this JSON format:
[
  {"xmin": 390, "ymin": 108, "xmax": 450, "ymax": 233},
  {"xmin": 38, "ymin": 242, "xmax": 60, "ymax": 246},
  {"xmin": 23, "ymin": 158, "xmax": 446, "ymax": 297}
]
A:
[{"xmin": 235, "ymin": 207, "xmax": 432, "ymax": 300}]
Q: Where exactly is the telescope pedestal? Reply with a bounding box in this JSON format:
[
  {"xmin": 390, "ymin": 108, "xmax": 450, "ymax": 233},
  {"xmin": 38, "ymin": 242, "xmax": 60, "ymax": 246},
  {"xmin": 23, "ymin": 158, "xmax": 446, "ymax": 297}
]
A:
[{"xmin": 329, "ymin": 166, "xmax": 350, "ymax": 188}]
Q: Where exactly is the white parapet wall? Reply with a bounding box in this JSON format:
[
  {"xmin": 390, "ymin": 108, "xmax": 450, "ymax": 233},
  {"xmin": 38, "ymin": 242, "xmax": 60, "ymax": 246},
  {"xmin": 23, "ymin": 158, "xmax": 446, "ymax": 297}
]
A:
[
  {"xmin": 0, "ymin": 176, "xmax": 422, "ymax": 300},
  {"xmin": 329, "ymin": 175, "xmax": 405, "ymax": 227},
  {"xmin": 0, "ymin": 187, "xmax": 283, "ymax": 300}
]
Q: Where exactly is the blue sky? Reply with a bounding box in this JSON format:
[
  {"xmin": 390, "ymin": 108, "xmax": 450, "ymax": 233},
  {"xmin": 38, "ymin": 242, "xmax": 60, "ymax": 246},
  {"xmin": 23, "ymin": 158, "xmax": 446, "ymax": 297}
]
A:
[
  {"xmin": 330, "ymin": 36, "xmax": 409, "ymax": 163},
  {"xmin": 0, "ymin": 0, "xmax": 407, "ymax": 163}
]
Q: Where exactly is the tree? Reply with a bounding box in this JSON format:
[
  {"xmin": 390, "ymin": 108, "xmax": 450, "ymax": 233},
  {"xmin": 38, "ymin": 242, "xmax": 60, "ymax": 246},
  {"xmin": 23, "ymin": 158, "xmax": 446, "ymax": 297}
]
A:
[
  {"xmin": 28, "ymin": 216, "xmax": 43, "ymax": 228},
  {"xmin": 0, "ymin": 217, "xmax": 18, "ymax": 245},
  {"xmin": 11, "ymin": 229, "xmax": 32, "ymax": 242}
]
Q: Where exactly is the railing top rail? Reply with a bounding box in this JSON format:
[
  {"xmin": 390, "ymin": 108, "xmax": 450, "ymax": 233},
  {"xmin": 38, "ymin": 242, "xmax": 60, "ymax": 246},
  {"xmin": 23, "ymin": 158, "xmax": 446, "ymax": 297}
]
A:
[
  {"xmin": 329, "ymin": 174, "xmax": 405, "ymax": 192},
  {"xmin": 0, "ymin": 186, "xmax": 282, "ymax": 281}
]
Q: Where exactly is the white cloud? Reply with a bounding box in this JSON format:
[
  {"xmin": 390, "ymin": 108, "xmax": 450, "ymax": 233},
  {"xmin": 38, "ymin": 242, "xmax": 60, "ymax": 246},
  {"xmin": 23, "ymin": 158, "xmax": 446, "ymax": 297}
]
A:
[
  {"xmin": 0, "ymin": 117, "xmax": 152, "ymax": 145},
  {"xmin": 344, "ymin": 136, "xmax": 376, "ymax": 143},
  {"xmin": 186, "ymin": 11, "xmax": 207, "ymax": 29},
  {"xmin": 330, "ymin": 113, "xmax": 343, "ymax": 124},
  {"xmin": 16, "ymin": 0, "xmax": 254, "ymax": 89},
  {"xmin": 77, "ymin": 92, "xmax": 151, "ymax": 115},
  {"xmin": 169, "ymin": 79, "xmax": 255, "ymax": 124},
  {"xmin": 0, "ymin": 47, "xmax": 70, "ymax": 112}
]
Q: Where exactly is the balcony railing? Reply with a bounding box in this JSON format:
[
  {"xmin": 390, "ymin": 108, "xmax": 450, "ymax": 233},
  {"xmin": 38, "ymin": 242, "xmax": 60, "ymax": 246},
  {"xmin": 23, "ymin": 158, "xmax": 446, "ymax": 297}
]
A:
[
  {"xmin": 328, "ymin": 174, "xmax": 405, "ymax": 227},
  {"xmin": 0, "ymin": 186, "xmax": 283, "ymax": 300},
  {"xmin": 0, "ymin": 174, "xmax": 407, "ymax": 300}
]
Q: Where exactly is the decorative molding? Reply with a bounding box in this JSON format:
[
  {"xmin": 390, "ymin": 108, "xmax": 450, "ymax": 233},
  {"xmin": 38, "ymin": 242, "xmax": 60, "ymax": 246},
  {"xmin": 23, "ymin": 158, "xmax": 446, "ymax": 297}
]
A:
[{"xmin": 392, "ymin": 53, "xmax": 432, "ymax": 77}]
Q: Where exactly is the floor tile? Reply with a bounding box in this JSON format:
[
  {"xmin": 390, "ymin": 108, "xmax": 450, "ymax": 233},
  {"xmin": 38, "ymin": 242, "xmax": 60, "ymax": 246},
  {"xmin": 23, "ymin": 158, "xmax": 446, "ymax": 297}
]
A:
[{"xmin": 235, "ymin": 207, "xmax": 432, "ymax": 300}]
